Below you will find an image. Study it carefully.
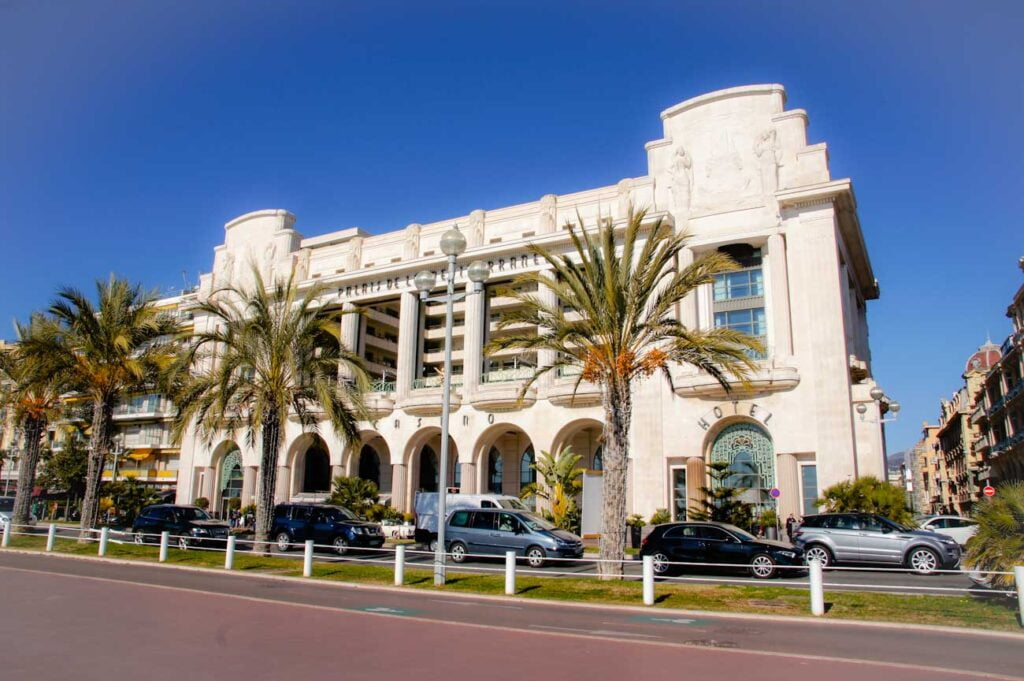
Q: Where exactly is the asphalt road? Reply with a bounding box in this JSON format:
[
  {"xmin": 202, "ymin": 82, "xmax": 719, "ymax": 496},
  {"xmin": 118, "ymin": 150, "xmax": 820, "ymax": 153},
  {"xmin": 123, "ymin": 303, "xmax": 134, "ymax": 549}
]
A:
[{"xmin": 0, "ymin": 552, "xmax": 1020, "ymax": 681}]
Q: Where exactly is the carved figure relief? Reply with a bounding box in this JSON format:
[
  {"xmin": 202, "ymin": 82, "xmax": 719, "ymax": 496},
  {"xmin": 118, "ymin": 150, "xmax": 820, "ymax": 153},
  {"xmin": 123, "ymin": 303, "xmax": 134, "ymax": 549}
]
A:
[
  {"xmin": 216, "ymin": 251, "xmax": 235, "ymax": 286},
  {"xmin": 538, "ymin": 194, "xmax": 557, "ymax": 234},
  {"xmin": 262, "ymin": 242, "xmax": 277, "ymax": 279},
  {"xmin": 404, "ymin": 224, "xmax": 421, "ymax": 260},
  {"xmin": 616, "ymin": 179, "xmax": 632, "ymax": 218},
  {"xmin": 468, "ymin": 209, "xmax": 485, "ymax": 248},
  {"xmin": 668, "ymin": 146, "xmax": 694, "ymax": 214},
  {"xmin": 347, "ymin": 237, "xmax": 364, "ymax": 272},
  {"xmin": 293, "ymin": 249, "xmax": 311, "ymax": 281},
  {"xmin": 754, "ymin": 128, "xmax": 781, "ymax": 196}
]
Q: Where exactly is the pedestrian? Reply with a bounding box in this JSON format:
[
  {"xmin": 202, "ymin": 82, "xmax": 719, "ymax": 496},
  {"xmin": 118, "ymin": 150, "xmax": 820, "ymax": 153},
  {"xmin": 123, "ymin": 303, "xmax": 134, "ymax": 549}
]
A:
[{"xmin": 785, "ymin": 513, "xmax": 796, "ymax": 542}]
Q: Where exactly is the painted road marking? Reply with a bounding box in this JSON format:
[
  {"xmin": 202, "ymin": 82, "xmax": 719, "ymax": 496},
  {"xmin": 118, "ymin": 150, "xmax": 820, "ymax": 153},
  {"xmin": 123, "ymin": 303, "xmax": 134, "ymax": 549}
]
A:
[
  {"xmin": 630, "ymin": 615, "xmax": 705, "ymax": 626},
  {"xmin": 431, "ymin": 599, "xmax": 522, "ymax": 610},
  {"xmin": 358, "ymin": 606, "xmax": 419, "ymax": 616},
  {"xmin": 531, "ymin": 624, "xmax": 660, "ymax": 639}
]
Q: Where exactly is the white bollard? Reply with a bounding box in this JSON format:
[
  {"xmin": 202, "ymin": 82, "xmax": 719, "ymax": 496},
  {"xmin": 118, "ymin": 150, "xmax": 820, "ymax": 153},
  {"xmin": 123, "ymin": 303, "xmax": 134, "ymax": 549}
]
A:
[
  {"xmin": 303, "ymin": 539, "xmax": 314, "ymax": 577},
  {"xmin": 1015, "ymin": 566, "xmax": 1024, "ymax": 628},
  {"xmin": 643, "ymin": 555, "xmax": 655, "ymax": 606},
  {"xmin": 809, "ymin": 559, "xmax": 825, "ymax": 616},
  {"xmin": 505, "ymin": 551, "xmax": 516, "ymax": 595},
  {"xmin": 394, "ymin": 545, "xmax": 406, "ymax": 586},
  {"xmin": 46, "ymin": 524, "xmax": 57, "ymax": 552},
  {"xmin": 98, "ymin": 527, "xmax": 110, "ymax": 557},
  {"xmin": 159, "ymin": 531, "xmax": 169, "ymax": 562},
  {"xmin": 224, "ymin": 535, "xmax": 236, "ymax": 570},
  {"xmin": 1, "ymin": 521, "xmax": 10, "ymax": 547}
]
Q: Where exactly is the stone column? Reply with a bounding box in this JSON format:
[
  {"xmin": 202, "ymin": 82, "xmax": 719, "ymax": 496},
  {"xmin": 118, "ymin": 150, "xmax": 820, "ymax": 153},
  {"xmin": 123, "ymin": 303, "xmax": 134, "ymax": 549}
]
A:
[
  {"xmin": 396, "ymin": 291, "xmax": 419, "ymax": 398},
  {"xmin": 241, "ymin": 466, "xmax": 257, "ymax": 506},
  {"xmin": 459, "ymin": 462, "xmax": 477, "ymax": 494},
  {"xmin": 339, "ymin": 302, "xmax": 361, "ymax": 380},
  {"xmin": 462, "ymin": 280, "xmax": 485, "ymax": 397},
  {"xmin": 678, "ymin": 247, "xmax": 697, "ymax": 327},
  {"xmin": 331, "ymin": 464, "xmax": 345, "ymax": 482},
  {"xmin": 391, "ymin": 463, "xmax": 407, "ymax": 512},
  {"xmin": 767, "ymin": 234, "xmax": 793, "ymax": 359},
  {"xmin": 201, "ymin": 467, "xmax": 216, "ymax": 503},
  {"xmin": 537, "ymin": 270, "xmax": 559, "ymax": 391},
  {"xmin": 685, "ymin": 457, "xmax": 706, "ymax": 516},
  {"xmin": 274, "ymin": 466, "xmax": 291, "ymax": 503},
  {"xmin": 776, "ymin": 453, "xmax": 800, "ymax": 520}
]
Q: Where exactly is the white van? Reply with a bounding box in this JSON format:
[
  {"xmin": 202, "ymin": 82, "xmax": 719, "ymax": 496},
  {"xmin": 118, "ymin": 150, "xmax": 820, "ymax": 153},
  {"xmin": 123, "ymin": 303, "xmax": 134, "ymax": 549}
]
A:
[{"xmin": 414, "ymin": 492, "xmax": 527, "ymax": 548}]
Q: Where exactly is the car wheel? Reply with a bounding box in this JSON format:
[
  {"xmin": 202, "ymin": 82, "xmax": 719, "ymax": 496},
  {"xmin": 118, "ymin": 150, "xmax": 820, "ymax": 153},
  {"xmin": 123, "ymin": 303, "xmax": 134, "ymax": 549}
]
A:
[
  {"xmin": 177, "ymin": 536, "xmax": 189, "ymax": 551},
  {"xmin": 450, "ymin": 541, "xmax": 468, "ymax": 563},
  {"xmin": 650, "ymin": 551, "xmax": 672, "ymax": 576},
  {"xmin": 525, "ymin": 546, "xmax": 547, "ymax": 568},
  {"xmin": 804, "ymin": 545, "xmax": 832, "ymax": 568},
  {"xmin": 332, "ymin": 536, "xmax": 349, "ymax": 556},
  {"xmin": 134, "ymin": 532, "xmax": 144, "ymax": 545},
  {"xmin": 428, "ymin": 537, "xmax": 439, "ymax": 553},
  {"xmin": 749, "ymin": 553, "xmax": 777, "ymax": 579},
  {"xmin": 275, "ymin": 532, "xmax": 292, "ymax": 552},
  {"xmin": 907, "ymin": 547, "xmax": 940, "ymax": 575}
]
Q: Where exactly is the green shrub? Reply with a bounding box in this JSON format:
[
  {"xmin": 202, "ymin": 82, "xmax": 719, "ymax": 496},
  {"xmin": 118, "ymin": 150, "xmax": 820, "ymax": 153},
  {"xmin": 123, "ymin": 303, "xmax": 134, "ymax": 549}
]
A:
[
  {"xmin": 649, "ymin": 508, "xmax": 671, "ymax": 525},
  {"xmin": 193, "ymin": 497, "xmax": 210, "ymax": 510},
  {"xmin": 963, "ymin": 481, "xmax": 1024, "ymax": 589}
]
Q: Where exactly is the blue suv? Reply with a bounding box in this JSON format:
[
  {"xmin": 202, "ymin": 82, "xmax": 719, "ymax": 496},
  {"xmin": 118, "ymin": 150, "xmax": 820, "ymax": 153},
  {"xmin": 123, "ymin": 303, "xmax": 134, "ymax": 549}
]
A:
[{"xmin": 272, "ymin": 503, "xmax": 384, "ymax": 555}]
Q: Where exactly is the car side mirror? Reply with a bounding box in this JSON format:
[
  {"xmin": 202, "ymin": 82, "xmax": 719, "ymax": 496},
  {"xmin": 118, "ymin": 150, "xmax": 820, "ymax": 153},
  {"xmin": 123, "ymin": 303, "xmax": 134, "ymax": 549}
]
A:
[{"xmin": 881, "ymin": 526, "xmax": 893, "ymax": 534}]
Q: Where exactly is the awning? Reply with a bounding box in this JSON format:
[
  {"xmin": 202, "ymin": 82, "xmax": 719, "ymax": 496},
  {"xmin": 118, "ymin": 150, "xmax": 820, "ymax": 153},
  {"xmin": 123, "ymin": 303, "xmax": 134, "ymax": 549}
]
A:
[{"xmin": 127, "ymin": 449, "xmax": 152, "ymax": 461}]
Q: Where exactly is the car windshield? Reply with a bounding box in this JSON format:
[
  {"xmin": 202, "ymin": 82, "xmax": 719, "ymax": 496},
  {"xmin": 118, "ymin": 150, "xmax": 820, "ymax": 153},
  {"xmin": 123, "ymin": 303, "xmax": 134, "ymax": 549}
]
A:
[
  {"xmin": 0, "ymin": 498, "xmax": 13, "ymax": 512},
  {"xmin": 497, "ymin": 498, "xmax": 527, "ymax": 510},
  {"xmin": 520, "ymin": 513, "xmax": 557, "ymax": 531},
  {"xmin": 720, "ymin": 524, "xmax": 756, "ymax": 541},
  {"xmin": 328, "ymin": 506, "xmax": 359, "ymax": 521},
  {"xmin": 176, "ymin": 508, "xmax": 210, "ymax": 521},
  {"xmin": 877, "ymin": 515, "xmax": 912, "ymax": 532}
]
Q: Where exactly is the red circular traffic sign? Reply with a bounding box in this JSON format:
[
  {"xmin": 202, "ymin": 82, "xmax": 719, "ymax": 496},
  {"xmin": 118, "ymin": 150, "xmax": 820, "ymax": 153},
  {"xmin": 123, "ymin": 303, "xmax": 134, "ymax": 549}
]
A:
[
  {"xmin": 769, "ymin": 488, "xmax": 781, "ymax": 499},
  {"xmin": 983, "ymin": 485, "xmax": 996, "ymax": 497}
]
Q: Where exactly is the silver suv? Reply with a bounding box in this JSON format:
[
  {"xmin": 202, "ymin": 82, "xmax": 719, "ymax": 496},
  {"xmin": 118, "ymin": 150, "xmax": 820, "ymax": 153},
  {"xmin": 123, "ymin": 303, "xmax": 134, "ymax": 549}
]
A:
[{"xmin": 793, "ymin": 513, "xmax": 961, "ymax": 575}]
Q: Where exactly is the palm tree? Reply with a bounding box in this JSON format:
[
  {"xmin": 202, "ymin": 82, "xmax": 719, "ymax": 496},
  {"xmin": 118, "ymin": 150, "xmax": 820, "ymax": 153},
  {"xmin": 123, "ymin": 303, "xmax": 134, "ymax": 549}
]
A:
[
  {"xmin": 520, "ymin": 446, "xmax": 584, "ymax": 532},
  {"xmin": 18, "ymin": 277, "xmax": 180, "ymax": 538},
  {"xmin": 0, "ymin": 319, "xmax": 63, "ymax": 528},
  {"xmin": 486, "ymin": 207, "xmax": 761, "ymax": 577},
  {"xmin": 171, "ymin": 268, "xmax": 369, "ymax": 554},
  {"xmin": 963, "ymin": 481, "xmax": 1024, "ymax": 590}
]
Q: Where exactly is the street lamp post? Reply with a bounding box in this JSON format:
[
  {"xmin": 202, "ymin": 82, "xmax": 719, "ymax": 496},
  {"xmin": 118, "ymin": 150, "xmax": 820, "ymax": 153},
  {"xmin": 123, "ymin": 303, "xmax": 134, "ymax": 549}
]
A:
[
  {"xmin": 414, "ymin": 225, "xmax": 489, "ymax": 586},
  {"xmin": 110, "ymin": 433, "xmax": 124, "ymax": 483},
  {"xmin": 4, "ymin": 443, "xmax": 18, "ymax": 497}
]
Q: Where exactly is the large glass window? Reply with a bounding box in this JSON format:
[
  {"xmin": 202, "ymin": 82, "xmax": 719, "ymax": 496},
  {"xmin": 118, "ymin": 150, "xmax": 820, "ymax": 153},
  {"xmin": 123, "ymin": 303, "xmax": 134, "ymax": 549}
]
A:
[
  {"xmin": 714, "ymin": 308, "xmax": 766, "ymax": 338},
  {"xmin": 488, "ymin": 447, "xmax": 503, "ymax": 494},
  {"xmin": 714, "ymin": 269, "xmax": 764, "ymax": 301},
  {"xmin": 519, "ymin": 446, "xmax": 535, "ymax": 491},
  {"xmin": 710, "ymin": 423, "xmax": 775, "ymax": 512},
  {"xmin": 713, "ymin": 244, "xmax": 766, "ymax": 359},
  {"xmin": 800, "ymin": 464, "xmax": 818, "ymax": 516}
]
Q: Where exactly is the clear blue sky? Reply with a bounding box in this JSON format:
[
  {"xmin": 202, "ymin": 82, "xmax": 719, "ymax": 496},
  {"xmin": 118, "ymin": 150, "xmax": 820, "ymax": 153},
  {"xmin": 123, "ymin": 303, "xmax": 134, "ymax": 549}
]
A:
[{"xmin": 2, "ymin": 0, "xmax": 1022, "ymax": 455}]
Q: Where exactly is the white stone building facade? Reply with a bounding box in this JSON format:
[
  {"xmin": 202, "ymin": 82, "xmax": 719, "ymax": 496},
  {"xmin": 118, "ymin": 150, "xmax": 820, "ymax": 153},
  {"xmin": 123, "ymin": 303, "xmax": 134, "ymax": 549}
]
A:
[{"xmin": 175, "ymin": 84, "xmax": 886, "ymax": 525}]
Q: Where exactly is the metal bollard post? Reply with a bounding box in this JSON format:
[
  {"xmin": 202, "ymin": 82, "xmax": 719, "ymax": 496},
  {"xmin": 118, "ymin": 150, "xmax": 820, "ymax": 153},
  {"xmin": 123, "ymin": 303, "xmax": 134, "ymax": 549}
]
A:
[
  {"xmin": 2, "ymin": 521, "xmax": 10, "ymax": 547},
  {"xmin": 46, "ymin": 524, "xmax": 57, "ymax": 552},
  {"xmin": 505, "ymin": 551, "xmax": 516, "ymax": 595},
  {"xmin": 224, "ymin": 535, "xmax": 236, "ymax": 570},
  {"xmin": 98, "ymin": 527, "xmax": 110, "ymax": 557},
  {"xmin": 809, "ymin": 560, "xmax": 825, "ymax": 616},
  {"xmin": 159, "ymin": 531, "xmax": 169, "ymax": 562},
  {"xmin": 394, "ymin": 545, "xmax": 406, "ymax": 586},
  {"xmin": 1015, "ymin": 566, "xmax": 1024, "ymax": 628},
  {"xmin": 643, "ymin": 555, "xmax": 655, "ymax": 606},
  {"xmin": 303, "ymin": 539, "xmax": 314, "ymax": 577}
]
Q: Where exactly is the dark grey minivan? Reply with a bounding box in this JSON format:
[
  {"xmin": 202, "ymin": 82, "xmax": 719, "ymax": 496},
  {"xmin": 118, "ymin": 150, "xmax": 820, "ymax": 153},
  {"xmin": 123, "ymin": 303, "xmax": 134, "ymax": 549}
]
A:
[{"xmin": 445, "ymin": 508, "xmax": 583, "ymax": 567}]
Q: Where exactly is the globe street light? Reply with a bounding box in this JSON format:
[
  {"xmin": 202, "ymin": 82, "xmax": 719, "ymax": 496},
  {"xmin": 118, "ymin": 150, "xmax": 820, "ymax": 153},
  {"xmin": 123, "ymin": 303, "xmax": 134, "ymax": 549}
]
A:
[{"xmin": 413, "ymin": 225, "xmax": 489, "ymax": 586}]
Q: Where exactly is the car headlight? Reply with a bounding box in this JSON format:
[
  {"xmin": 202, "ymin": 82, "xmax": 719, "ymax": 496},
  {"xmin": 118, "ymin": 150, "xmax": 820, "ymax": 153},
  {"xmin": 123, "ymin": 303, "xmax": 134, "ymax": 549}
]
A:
[
  {"xmin": 776, "ymin": 550, "xmax": 796, "ymax": 558},
  {"xmin": 191, "ymin": 528, "xmax": 209, "ymax": 536},
  {"xmin": 351, "ymin": 527, "xmax": 364, "ymax": 535}
]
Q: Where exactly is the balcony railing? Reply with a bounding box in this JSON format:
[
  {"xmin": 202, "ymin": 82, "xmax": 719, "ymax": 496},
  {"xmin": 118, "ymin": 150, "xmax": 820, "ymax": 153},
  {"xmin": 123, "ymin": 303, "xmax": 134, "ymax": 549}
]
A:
[
  {"xmin": 481, "ymin": 367, "xmax": 535, "ymax": 384},
  {"xmin": 369, "ymin": 380, "xmax": 396, "ymax": 394},
  {"xmin": 992, "ymin": 431, "xmax": 1024, "ymax": 456},
  {"xmin": 412, "ymin": 375, "xmax": 464, "ymax": 390}
]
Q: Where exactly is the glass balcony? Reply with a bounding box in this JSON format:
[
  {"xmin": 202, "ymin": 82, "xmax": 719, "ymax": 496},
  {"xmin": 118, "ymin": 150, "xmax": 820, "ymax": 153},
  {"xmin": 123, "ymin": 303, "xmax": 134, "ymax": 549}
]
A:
[
  {"xmin": 481, "ymin": 367, "xmax": 535, "ymax": 384},
  {"xmin": 412, "ymin": 375, "xmax": 464, "ymax": 390}
]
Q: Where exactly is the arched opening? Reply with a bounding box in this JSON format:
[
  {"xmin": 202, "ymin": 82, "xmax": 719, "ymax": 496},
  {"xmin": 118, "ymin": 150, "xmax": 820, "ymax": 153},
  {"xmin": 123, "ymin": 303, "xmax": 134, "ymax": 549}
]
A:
[
  {"xmin": 519, "ymin": 445, "xmax": 535, "ymax": 491},
  {"xmin": 592, "ymin": 446, "xmax": 603, "ymax": 471},
  {"xmin": 418, "ymin": 445, "xmax": 438, "ymax": 493},
  {"xmin": 405, "ymin": 428, "xmax": 460, "ymax": 504},
  {"xmin": 709, "ymin": 422, "xmax": 775, "ymax": 511},
  {"xmin": 219, "ymin": 447, "xmax": 243, "ymax": 518},
  {"xmin": 358, "ymin": 445, "xmax": 380, "ymax": 487},
  {"xmin": 487, "ymin": 447, "xmax": 504, "ymax": 494},
  {"xmin": 302, "ymin": 439, "xmax": 331, "ymax": 493},
  {"xmin": 550, "ymin": 419, "xmax": 604, "ymax": 534}
]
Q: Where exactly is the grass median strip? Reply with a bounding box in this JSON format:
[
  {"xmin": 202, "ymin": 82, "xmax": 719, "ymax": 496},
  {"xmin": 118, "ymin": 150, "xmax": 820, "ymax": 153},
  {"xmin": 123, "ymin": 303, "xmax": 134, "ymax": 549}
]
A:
[{"xmin": 5, "ymin": 535, "xmax": 1020, "ymax": 632}]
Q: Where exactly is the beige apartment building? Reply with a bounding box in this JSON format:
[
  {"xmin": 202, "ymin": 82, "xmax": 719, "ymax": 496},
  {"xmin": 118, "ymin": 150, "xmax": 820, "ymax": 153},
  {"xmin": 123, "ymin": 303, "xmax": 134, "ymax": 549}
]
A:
[{"xmin": 168, "ymin": 84, "xmax": 890, "ymax": 526}]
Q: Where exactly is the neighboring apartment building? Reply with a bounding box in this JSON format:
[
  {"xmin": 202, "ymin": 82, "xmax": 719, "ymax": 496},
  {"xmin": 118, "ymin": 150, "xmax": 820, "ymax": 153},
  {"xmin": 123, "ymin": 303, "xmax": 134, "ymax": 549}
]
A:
[
  {"xmin": 973, "ymin": 258, "xmax": 1024, "ymax": 487},
  {"xmin": 908, "ymin": 423, "xmax": 941, "ymax": 514},
  {"xmin": 171, "ymin": 84, "xmax": 889, "ymax": 525}
]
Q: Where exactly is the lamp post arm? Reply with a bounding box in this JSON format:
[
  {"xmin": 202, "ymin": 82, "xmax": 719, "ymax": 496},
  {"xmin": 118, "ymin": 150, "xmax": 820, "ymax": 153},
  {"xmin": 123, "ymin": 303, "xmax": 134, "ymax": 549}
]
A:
[{"xmin": 434, "ymin": 253, "xmax": 458, "ymax": 586}]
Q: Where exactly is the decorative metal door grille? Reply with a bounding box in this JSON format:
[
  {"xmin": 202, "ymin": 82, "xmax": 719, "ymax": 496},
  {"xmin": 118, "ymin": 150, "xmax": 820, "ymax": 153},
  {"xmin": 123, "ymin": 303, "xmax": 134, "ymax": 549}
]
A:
[{"xmin": 710, "ymin": 423, "xmax": 775, "ymax": 510}]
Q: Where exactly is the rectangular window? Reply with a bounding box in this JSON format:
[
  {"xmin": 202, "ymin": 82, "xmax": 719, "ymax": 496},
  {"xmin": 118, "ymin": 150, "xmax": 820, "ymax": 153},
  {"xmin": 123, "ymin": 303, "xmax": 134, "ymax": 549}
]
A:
[
  {"xmin": 713, "ymin": 269, "xmax": 764, "ymax": 301},
  {"xmin": 714, "ymin": 308, "xmax": 766, "ymax": 337},
  {"xmin": 712, "ymin": 245, "xmax": 766, "ymax": 359},
  {"xmin": 671, "ymin": 468, "xmax": 687, "ymax": 521},
  {"xmin": 800, "ymin": 464, "xmax": 818, "ymax": 516}
]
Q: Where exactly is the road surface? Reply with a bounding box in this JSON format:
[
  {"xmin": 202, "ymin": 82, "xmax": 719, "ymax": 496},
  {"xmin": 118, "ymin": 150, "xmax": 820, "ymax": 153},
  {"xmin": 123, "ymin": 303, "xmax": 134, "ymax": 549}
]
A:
[{"xmin": 0, "ymin": 552, "xmax": 1020, "ymax": 681}]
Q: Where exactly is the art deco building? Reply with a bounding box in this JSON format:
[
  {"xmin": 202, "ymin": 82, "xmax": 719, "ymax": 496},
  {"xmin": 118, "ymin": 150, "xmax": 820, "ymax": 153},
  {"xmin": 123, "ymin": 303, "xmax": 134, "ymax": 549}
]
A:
[{"xmin": 174, "ymin": 84, "xmax": 888, "ymax": 525}]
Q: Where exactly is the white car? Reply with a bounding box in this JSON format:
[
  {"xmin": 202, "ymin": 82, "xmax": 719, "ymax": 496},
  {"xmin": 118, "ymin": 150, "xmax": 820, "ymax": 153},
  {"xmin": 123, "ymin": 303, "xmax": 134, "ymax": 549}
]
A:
[
  {"xmin": 917, "ymin": 515, "xmax": 978, "ymax": 546},
  {"xmin": 380, "ymin": 519, "xmax": 415, "ymax": 540}
]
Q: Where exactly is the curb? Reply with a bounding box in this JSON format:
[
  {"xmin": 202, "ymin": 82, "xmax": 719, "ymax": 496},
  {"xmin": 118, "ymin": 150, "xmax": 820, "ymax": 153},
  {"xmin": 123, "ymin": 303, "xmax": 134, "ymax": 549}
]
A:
[{"xmin": 2, "ymin": 547, "xmax": 1022, "ymax": 640}]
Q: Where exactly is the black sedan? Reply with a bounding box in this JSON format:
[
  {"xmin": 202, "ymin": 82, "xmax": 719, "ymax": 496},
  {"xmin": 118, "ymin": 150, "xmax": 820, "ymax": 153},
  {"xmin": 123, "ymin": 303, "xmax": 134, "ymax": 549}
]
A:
[
  {"xmin": 639, "ymin": 521, "xmax": 804, "ymax": 579},
  {"xmin": 132, "ymin": 504, "xmax": 231, "ymax": 550}
]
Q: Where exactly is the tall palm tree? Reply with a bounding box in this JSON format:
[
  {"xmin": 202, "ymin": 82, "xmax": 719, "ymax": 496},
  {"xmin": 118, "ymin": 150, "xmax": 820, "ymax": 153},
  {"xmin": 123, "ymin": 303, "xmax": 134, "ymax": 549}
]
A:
[
  {"xmin": 171, "ymin": 268, "xmax": 369, "ymax": 554},
  {"xmin": 19, "ymin": 277, "xmax": 180, "ymax": 538},
  {"xmin": 0, "ymin": 318, "xmax": 63, "ymax": 528},
  {"xmin": 486, "ymin": 207, "xmax": 761, "ymax": 578}
]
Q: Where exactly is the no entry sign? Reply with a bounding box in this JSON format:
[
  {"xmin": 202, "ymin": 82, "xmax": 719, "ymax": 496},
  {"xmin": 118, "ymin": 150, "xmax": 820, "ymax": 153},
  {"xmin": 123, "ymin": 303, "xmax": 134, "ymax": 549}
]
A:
[
  {"xmin": 983, "ymin": 485, "xmax": 996, "ymax": 497},
  {"xmin": 769, "ymin": 487, "xmax": 781, "ymax": 499}
]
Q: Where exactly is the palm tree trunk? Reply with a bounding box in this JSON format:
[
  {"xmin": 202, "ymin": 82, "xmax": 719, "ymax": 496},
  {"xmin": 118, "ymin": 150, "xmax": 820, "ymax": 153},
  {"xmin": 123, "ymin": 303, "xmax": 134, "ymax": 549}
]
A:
[
  {"xmin": 253, "ymin": 410, "xmax": 281, "ymax": 555},
  {"xmin": 12, "ymin": 416, "xmax": 45, "ymax": 528},
  {"xmin": 79, "ymin": 401, "xmax": 111, "ymax": 541},
  {"xmin": 598, "ymin": 381, "xmax": 632, "ymax": 579}
]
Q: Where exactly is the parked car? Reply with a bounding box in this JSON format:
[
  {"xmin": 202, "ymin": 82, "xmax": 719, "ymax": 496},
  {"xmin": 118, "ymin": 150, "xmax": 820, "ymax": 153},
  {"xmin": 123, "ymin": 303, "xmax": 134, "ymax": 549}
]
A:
[
  {"xmin": 415, "ymin": 492, "xmax": 528, "ymax": 549},
  {"xmin": 915, "ymin": 515, "xmax": 979, "ymax": 546},
  {"xmin": 272, "ymin": 503, "xmax": 384, "ymax": 555},
  {"xmin": 0, "ymin": 497, "xmax": 37, "ymax": 529},
  {"xmin": 639, "ymin": 521, "xmax": 804, "ymax": 579},
  {"xmin": 792, "ymin": 512, "xmax": 961, "ymax": 574},
  {"xmin": 380, "ymin": 518, "xmax": 415, "ymax": 540},
  {"xmin": 444, "ymin": 508, "xmax": 583, "ymax": 568},
  {"xmin": 132, "ymin": 504, "xmax": 230, "ymax": 550}
]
